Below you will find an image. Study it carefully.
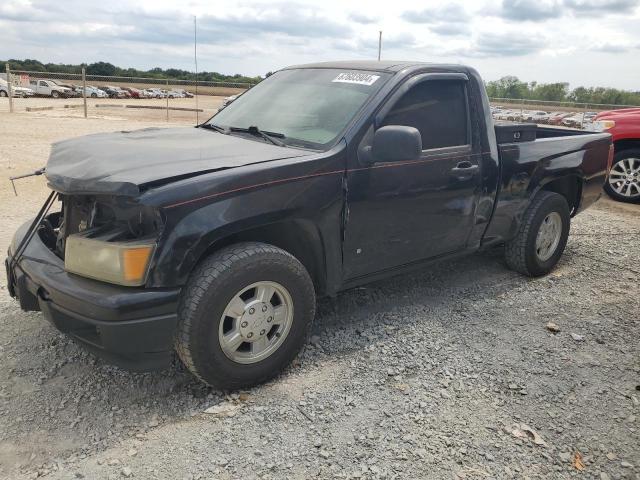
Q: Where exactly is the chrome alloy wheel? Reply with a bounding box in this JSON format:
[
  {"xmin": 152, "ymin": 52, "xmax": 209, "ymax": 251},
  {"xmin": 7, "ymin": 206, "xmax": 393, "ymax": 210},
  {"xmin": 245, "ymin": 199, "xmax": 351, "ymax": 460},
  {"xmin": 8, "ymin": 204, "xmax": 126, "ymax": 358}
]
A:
[
  {"xmin": 608, "ymin": 157, "xmax": 640, "ymax": 199},
  {"xmin": 218, "ymin": 281, "xmax": 294, "ymax": 364},
  {"xmin": 535, "ymin": 212, "xmax": 562, "ymax": 261}
]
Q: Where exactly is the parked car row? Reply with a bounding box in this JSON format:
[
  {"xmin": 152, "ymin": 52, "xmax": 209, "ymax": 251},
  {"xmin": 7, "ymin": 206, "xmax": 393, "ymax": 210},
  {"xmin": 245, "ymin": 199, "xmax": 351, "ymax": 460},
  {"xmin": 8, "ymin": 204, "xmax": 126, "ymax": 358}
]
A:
[
  {"xmin": 74, "ymin": 85, "xmax": 195, "ymax": 99},
  {"xmin": 89, "ymin": 86, "xmax": 195, "ymax": 99},
  {"xmin": 143, "ymin": 88, "xmax": 194, "ymax": 99},
  {"xmin": 5, "ymin": 78, "xmax": 196, "ymax": 99},
  {"xmin": 490, "ymin": 106, "xmax": 598, "ymax": 128}
]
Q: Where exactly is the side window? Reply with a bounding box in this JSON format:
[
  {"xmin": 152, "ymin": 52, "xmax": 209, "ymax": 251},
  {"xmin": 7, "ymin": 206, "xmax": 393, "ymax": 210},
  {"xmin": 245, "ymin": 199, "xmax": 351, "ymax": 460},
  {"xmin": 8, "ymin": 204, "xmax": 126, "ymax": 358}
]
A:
[
  {"xmin": 39, "ymin": 81, "xmax": 47, "ymax": 87},
  {"xmin": 382, "ymin": 80, "xmax": 469, "ymax": 150}
]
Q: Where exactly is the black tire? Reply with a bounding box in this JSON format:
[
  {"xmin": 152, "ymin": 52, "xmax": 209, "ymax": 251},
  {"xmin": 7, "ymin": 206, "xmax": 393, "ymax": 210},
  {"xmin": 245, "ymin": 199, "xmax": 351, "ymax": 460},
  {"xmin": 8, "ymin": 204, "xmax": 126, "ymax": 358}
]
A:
[
  {"xmin": 51, "ymin": 91, "xmax": 59, "ymax": 98},
  {"xmin": 176, "ymin": 242, "xmax": 316, "ymax": 390},
  {"xmin": 91, "ymin": 93, "xmax": 97, "ymax": 98},
  {"xmin": 505, "ymin": 191, "xmax": 570, "ymax": 277},
  {"xmin": 604, "ymin": 149, "xmax": 640, "ymax": 203},
  {"xmin": 0, "ymin": 90, "xmax": 7, "ymax": 97}
]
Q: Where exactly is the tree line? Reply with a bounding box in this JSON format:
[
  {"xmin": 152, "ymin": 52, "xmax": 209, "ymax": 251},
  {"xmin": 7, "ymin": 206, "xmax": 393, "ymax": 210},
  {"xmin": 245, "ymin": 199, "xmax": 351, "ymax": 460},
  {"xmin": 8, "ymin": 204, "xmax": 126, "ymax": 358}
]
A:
[
  {"xmin": 1, "ymin": 59, "xmax": 262, "ymax": 85},
  {"xmin": 486, "ymin": 75, "xmax": 640, "ymax": 106}
]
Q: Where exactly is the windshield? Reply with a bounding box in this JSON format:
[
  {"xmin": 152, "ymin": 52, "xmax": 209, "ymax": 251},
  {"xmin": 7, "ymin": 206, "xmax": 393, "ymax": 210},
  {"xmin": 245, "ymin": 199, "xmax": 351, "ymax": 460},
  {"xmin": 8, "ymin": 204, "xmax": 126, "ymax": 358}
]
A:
[{"xmin": 208, "ymin": 68, "xmax": 391, "ymax": 149}]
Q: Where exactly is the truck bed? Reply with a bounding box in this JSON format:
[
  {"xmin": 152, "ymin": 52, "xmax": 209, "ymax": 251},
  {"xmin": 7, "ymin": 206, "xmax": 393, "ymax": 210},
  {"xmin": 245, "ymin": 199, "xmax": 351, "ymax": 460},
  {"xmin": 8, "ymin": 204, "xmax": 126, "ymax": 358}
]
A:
[
  {"xmin": 494, "ymin": 122, "xmax": 611, "ymax": 198},
  {"xmin": 495, "ymin": 123, "xmax": 610, "ymax": 161},
  {"xmin": 494, "ymin": 123, "xmax": 610, "ymax": 164},
  {"xmin": 494, "ymin": 121, "xmax": 595, "ymax": 143},
  {"xmin": 482, "ymin": 121, "xmax": 612, "ymax": 246}
]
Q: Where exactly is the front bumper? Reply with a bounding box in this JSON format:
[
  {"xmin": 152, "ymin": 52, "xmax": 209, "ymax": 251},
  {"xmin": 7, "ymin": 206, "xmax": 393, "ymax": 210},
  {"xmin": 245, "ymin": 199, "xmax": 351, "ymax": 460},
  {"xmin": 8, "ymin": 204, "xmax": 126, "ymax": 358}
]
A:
[{"xmin": 6, "ymin": 221, "xmax": 180, "ymax": 371}]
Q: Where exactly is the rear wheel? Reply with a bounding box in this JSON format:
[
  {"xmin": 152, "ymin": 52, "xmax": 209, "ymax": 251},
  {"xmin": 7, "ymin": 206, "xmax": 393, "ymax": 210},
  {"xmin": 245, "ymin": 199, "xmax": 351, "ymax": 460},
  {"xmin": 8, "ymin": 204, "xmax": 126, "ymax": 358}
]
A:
[
  {"xmin": 51, "ymin": 91, "xmax": 59, "ymax": 98},
  {"xmin": 176, "ymin": 242, "xmax": 315, "ymax": 390},
  {"xmin": 0, "ymin": 90, "xmax": 7, "ymax": 97},
  {"xmin": 604, "ymin": 150, "xmax": 640, "ymax": 203},
  {"xmin": 505, "ymin": 191, "xmax": 570, "ymax": 277},
  {"xmin": 91, "ymin": 93, "xmax": 97, "ymax": 98}
]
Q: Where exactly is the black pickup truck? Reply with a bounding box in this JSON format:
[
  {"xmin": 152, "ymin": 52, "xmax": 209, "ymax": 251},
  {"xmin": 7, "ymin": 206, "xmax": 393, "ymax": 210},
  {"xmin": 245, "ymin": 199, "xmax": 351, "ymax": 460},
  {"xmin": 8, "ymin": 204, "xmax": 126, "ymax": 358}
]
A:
[{"xmin": 6, "ymin": 61, "xmax": 612, "ymax": 389}]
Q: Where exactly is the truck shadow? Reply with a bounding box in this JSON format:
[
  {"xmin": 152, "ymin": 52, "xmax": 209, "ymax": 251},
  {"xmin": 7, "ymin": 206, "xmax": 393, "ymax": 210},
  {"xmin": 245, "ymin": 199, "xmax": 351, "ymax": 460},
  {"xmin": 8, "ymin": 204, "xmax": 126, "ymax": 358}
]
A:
[{"xmin": 315, "ymin": 248, "xmax": 510, "ymax": 330}]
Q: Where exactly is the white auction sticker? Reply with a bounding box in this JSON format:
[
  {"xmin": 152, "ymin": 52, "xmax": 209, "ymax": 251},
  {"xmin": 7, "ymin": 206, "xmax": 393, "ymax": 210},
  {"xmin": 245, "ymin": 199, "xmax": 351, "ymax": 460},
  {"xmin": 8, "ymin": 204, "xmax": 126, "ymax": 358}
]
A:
[{"xmin": 332, "ymin": 72, "xmax": 380, "ymax": 86}]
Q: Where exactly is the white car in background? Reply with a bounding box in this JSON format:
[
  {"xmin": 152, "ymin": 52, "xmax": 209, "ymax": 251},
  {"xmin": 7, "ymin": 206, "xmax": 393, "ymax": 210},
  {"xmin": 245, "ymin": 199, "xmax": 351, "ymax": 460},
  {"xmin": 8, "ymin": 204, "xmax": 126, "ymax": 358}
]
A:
[
  {"xmin": 525, "ymin": 111, "xmax": 551, "ymax": 123},
  {"xmin": 174, "ymin": 89, "xmax": 194, "ymax": 98},
  {"xmin": 562, "ymin": 114, "xmax": 587, "ymax": 128},
  {"xmin": 28, "ymin": 79, "xmax": 73, "ymax": 98},
  {"xmin": 0, "ymin": 78, "xmax": 35, "ymax": 97},
  {"xmin": 144, "ymin": 88, "xmax": 165, "ymax": 98},
  {"xmin": 221, "ymin": 93, "xmax": 240, "ymax": 108},
  {"xmin": 495, "ymin": 109, "xmax": 521, "ymax": 121},
  {"xmin": 166, "ymin": 89, "xmax": 185, "ymax": 98},
  {"xmin": 77, "ymin": 86, "xmax": 108, "ymax": 98}
]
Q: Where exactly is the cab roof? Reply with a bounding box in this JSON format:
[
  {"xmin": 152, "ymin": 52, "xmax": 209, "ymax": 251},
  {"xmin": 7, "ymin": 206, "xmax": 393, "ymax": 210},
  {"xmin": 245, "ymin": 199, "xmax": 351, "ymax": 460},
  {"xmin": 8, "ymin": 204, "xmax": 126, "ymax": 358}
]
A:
[{"xmin": 283, "ymin": 60, "xmax": 469, "ymax": 74}]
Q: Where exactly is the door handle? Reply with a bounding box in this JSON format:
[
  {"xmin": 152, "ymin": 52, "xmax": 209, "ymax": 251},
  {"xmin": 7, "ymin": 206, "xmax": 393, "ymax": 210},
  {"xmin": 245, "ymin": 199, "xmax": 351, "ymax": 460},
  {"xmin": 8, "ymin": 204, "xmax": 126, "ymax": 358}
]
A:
[{"xmin": 450, "ymin": 162, "xmax": 479, "ymax": 180}]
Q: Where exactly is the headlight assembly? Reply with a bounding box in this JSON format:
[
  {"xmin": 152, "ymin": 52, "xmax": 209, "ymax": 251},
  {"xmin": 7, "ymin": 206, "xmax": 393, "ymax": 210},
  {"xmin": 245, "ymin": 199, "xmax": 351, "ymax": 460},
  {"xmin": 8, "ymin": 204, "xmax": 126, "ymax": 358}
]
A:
[
  {"xmin": 590, "ymin": 120, "xmax": 615, "ymax": 132},
  {"xmin": 64, "ymin": 234, "xmax": 155, "ymax": 286}
]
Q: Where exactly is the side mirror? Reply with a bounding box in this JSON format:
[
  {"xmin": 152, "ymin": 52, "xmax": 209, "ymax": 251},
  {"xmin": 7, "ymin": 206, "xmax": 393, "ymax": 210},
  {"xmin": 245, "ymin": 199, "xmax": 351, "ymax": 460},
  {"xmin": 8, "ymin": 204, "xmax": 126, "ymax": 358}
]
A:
[{"xmin": 371, "ymin": 126, "xmax": 422, "ymax": 164}]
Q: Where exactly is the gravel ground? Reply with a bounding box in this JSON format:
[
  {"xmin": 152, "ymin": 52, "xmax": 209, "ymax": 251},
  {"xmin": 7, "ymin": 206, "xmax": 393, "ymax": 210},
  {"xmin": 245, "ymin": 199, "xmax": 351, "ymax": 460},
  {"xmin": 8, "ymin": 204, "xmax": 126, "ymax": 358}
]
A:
[{"xmin": 0, "ymin": 111, "xmax": 638, "ymax": 480}]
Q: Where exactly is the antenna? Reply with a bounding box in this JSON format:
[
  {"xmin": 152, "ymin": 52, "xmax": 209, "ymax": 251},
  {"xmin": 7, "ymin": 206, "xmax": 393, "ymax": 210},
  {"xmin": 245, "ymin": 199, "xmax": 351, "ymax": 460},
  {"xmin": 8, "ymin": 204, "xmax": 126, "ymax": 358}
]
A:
[
  {"xmin": 378, "ymin": 31, "xmax": 382, "ymax": 61},
  {"xmin": 194, "ymin": 15, "xmax": 199, "ymax": 124}
]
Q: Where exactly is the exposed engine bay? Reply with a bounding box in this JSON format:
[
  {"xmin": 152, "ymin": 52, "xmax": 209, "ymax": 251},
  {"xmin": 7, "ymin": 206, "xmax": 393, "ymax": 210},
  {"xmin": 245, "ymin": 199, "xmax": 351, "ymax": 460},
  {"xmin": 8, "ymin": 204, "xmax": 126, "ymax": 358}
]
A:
[{"xmin": 39, "ymin": 195, "xmax": 163, "ymax": 259}]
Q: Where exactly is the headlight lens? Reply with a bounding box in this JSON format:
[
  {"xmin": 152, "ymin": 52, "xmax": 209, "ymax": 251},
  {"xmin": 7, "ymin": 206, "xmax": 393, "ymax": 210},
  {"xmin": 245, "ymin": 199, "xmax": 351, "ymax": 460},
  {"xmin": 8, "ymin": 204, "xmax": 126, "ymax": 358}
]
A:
[
  {"xmin": 590, "ymin": 120, "xmax": 615, "ymax": 131},
  {"xmin": 64, "ymin": 234, "xmax": 155, "ymax": 286}
]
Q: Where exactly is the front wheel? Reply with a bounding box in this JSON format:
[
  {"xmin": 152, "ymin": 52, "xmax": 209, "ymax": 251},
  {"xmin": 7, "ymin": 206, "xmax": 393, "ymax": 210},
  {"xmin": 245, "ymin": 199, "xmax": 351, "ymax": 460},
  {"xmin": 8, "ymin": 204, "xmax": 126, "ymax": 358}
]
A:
[
  {"xmin": 51, "ymin": 91, "xmax": 59, "ymax": 98},
  {"xmin": 176, "ymin": 242, "xmax": 316, "ymax": 390},
  {"xmin": 604, "ymin": 150, "xmax": 640, "ymax": 203},
  {"xmin": 505, "ymin": 191, "xmax": 570, "ymax": 277}
]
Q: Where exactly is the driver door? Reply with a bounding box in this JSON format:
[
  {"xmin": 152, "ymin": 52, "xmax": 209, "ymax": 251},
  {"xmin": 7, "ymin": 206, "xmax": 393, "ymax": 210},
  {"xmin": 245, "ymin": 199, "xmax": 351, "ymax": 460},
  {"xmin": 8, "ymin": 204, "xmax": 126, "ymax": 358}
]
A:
[{"xmin": 343, "ymin": 74, "xmax": 482, "ymax": 280}]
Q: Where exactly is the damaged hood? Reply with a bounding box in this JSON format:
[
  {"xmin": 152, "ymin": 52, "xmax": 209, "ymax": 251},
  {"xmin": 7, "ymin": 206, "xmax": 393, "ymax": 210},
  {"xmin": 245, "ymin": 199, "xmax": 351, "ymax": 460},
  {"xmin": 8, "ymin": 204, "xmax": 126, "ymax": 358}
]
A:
[{"xmin": 46, "ymin": 127, "xmax": 312, "ymax": 196}]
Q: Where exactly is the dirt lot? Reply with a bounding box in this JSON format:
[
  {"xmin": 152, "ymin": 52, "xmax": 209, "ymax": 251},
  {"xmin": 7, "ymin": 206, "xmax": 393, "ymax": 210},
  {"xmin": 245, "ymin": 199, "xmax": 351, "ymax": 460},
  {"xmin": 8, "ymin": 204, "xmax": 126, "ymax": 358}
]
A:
[
  {"xmin": 0, "ymin": 107, "xmax": 638, "ymax": 480},
  {"xmin": 0, "ymin": 94, "xmax": 225, "ymax": 124}
]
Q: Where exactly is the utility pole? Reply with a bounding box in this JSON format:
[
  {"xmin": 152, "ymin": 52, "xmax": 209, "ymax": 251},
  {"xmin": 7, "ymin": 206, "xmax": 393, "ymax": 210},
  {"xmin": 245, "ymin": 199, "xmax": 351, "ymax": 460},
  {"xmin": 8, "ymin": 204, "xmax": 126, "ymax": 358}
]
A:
[
  {"xmin": 166, "ymin": 78, "xmax": 169, "ymax": 122},
  {"xmin": 82, "ymin": 67, "xmax": 87, "ymax": 118},
  {"xmin": 378, "ymin": 31, "xmax": 382, "ymax": 61},
  {"xmin": 6, "ymin": 63, "xmax": 13, "ymax": 113},
  {"xmin": 194, "ymin": 15, "xmax": 199, "ymax": 125}
]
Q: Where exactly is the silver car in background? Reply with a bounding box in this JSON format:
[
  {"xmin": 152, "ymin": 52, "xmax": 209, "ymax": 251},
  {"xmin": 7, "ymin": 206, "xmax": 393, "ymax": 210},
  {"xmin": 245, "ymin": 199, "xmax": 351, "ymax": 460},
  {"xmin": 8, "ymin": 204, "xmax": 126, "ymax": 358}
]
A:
[{"xmin": 0, "ymin": 78, "xmax": 35, "ymax": 97}]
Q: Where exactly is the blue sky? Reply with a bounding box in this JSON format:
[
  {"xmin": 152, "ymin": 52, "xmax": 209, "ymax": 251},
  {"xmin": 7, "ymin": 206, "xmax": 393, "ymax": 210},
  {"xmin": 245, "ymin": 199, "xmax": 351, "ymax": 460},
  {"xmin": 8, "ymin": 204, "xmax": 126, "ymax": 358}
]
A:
[{"xmin": 1, "ymin": 0, "xmax": 639, "ymax": 89}]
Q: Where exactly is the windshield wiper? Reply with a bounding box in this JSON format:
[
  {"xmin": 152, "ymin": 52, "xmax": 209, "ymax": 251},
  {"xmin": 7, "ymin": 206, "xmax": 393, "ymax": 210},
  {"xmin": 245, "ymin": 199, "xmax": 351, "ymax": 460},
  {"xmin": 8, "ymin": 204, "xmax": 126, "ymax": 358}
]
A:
[
  {"xmin": 230, "ymin": 126, "xmax": 286, "ymax": 147},
  {"xmin": 199, "ymin": 123, "xmax": 229, "ymax": 134}
]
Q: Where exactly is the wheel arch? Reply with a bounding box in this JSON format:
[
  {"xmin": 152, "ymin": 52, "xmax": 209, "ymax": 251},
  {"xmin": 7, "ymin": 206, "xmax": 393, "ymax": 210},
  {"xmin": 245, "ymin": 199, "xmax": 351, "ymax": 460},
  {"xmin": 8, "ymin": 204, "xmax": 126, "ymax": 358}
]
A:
[
  {"xmin": 539, "ymin": 175, "xmax": 583, "ymax": 215},
  {"xmin": 613, "ymin": 139, "xmax": 640, "ymax": 153},
  {"xmin": 192, "ymin": 219, "xmax": 328, "ymax": 296}
]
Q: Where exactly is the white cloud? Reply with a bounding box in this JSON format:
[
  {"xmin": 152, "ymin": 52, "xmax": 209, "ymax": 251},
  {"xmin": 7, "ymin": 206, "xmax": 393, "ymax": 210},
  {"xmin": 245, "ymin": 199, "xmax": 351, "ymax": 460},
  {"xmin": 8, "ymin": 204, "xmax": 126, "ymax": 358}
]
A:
[{"xmin": 1, "ymin": 0, "xmax": 639, "ymax": 89}]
